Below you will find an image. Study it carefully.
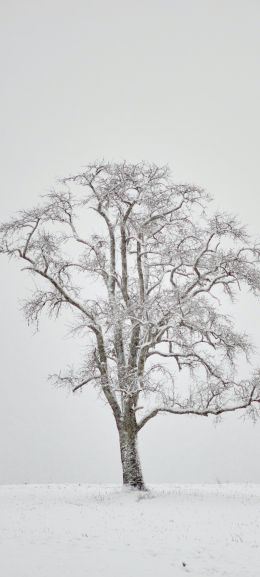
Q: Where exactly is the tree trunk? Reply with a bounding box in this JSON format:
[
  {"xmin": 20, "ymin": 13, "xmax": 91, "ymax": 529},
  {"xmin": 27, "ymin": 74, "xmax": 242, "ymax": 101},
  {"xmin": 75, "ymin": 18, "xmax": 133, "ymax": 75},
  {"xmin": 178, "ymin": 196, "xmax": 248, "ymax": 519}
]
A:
[{"xmin": 119, "ymin": 427, "xmax": 146, "ymax": 490}]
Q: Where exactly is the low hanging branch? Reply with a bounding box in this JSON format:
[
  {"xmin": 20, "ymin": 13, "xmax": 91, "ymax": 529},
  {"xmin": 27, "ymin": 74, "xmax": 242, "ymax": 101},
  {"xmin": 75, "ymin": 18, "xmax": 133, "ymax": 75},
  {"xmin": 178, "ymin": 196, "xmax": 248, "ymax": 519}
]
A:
[{"xmin": 1, "ymin": 161, "xmax": 260, "ymax": 490}]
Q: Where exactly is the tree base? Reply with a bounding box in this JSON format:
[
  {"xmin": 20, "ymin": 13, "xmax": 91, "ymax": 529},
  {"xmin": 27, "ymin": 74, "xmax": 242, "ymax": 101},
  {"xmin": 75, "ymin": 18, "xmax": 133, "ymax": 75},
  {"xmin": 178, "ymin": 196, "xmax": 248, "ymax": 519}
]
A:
[{"xmin": 123, "ymin": 481, "xmax": 149, "ymax": 492}]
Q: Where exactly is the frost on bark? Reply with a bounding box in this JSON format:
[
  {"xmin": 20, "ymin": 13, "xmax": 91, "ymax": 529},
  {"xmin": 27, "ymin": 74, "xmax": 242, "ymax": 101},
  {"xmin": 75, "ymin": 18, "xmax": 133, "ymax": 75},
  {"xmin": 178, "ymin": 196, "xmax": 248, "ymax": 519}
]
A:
[
  {"xmin": 119, "ymin": 422, "xmax": 145, "ymax": 490},
  {"xmin": 1, "ymin": 161, "xmax": 260, "ymax": 489}
]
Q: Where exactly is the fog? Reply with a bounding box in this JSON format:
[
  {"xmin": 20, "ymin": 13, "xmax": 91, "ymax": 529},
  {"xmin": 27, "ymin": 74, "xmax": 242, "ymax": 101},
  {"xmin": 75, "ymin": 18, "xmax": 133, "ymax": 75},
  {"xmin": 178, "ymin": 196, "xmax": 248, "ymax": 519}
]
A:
[{"xmin": 0, "ymin": 0, "xmax": 260, "ymax": 484}]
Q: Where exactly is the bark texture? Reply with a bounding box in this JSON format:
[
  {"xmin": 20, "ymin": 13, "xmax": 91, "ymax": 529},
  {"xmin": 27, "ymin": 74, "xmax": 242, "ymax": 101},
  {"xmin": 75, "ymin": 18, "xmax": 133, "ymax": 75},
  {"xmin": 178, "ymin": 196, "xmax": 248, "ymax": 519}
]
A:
[{"xmin": 119, "ymin": 428, "xmax": 145, "ymax": 490}]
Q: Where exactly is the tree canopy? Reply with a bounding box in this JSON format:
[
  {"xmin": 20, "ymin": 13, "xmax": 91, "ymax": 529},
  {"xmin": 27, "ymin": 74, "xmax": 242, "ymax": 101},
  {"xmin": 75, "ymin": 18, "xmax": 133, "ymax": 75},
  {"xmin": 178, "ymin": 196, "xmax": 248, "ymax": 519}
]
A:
[{"xmin": 1, "ymin": 161, "xmax": 260, "ymax": 487}]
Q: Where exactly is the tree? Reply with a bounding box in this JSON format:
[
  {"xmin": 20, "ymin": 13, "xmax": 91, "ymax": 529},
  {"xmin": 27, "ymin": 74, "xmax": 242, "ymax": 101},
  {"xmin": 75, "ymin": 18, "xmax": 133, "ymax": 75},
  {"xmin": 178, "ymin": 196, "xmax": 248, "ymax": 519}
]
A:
[{"xmin": 1, "ymin": 161, "xmax": 260, "ymax": 490}]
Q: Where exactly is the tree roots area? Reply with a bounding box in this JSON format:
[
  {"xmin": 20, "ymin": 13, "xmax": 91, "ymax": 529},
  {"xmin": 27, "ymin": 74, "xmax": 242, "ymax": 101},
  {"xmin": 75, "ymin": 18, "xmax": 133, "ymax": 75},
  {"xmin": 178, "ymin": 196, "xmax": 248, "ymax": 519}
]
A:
[{"xmin": 0, "ymin": 483, "xmax": 259, "ymax": 577}]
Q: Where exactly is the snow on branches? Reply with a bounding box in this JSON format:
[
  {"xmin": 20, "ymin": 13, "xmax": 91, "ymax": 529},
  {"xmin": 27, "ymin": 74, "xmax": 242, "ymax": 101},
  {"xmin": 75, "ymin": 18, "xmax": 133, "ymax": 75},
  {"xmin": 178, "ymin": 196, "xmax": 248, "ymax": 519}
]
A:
[{"xmin": 1, "ymin": 161, "xmax": 260, "ymax": 431}]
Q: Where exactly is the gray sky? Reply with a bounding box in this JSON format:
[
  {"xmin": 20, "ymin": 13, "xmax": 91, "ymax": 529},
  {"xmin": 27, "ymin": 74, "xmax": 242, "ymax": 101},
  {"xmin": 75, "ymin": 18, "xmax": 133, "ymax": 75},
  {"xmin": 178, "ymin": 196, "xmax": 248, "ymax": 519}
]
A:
[{"xmin": 0, "ymin": 0, "xmax": 260, "ymax": 484}]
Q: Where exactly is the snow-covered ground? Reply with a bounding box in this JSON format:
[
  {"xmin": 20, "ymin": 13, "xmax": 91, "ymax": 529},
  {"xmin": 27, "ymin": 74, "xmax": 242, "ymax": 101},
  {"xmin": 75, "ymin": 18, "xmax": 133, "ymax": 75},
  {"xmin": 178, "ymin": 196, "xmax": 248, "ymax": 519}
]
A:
[{"xmin": 0, "ymin": 484, "xmax": 259, "ymax": 576}]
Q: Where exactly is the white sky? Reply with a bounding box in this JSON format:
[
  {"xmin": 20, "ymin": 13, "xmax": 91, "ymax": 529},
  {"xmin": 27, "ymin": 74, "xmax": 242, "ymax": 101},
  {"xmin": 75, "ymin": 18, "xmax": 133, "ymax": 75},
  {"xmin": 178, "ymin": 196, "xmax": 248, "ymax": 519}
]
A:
[{"xmin": 0, "ymin": 0, "xmax": 260, "ymax": 484}]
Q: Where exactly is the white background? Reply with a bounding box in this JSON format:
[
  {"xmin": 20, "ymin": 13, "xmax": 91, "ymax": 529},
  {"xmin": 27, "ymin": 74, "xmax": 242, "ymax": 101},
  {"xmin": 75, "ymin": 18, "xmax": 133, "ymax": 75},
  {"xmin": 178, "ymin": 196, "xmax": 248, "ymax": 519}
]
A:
[{"xmin": 0, "ymin": 0, "xmax": 259, "ymax": 484}]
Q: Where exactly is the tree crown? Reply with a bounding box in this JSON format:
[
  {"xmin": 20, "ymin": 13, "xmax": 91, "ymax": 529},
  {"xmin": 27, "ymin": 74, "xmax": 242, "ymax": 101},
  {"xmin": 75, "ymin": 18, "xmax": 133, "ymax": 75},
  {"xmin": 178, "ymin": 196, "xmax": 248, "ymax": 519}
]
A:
[{"xmin": 1, "ymin": 161, "xmax": 260, "ymax": 429}]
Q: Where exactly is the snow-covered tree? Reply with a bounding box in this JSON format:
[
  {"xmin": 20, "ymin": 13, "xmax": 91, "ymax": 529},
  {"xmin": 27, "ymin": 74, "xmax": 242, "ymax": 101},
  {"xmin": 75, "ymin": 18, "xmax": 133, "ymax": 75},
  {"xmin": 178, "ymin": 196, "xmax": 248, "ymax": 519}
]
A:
[{"xmin": 1, "ymin": 161, "xmax": 260, "ymax": 490}]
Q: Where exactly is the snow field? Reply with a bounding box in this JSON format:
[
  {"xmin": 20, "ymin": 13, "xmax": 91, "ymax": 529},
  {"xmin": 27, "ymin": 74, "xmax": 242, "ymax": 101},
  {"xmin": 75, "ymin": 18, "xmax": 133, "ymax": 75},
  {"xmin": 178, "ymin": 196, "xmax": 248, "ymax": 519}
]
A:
[{"xmin": 0, "ymin": 483, "xmax": 259, "ymax": 577}]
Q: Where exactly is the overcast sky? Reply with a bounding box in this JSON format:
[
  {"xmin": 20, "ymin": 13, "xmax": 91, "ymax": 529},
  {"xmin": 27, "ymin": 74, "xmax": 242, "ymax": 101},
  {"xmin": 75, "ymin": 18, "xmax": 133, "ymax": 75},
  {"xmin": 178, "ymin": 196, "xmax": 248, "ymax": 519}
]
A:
[{"xmin": 0, "ymin": 0, "xmax": 260, "ymax": 485}]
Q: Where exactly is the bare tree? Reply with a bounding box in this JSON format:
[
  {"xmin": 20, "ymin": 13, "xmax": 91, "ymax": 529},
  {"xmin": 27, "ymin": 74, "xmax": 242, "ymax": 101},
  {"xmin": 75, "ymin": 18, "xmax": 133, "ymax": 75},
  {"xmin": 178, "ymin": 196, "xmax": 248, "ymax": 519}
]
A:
[{"xmin": 1, "ymin": 161, "xmax": 260, "ymax": 490}]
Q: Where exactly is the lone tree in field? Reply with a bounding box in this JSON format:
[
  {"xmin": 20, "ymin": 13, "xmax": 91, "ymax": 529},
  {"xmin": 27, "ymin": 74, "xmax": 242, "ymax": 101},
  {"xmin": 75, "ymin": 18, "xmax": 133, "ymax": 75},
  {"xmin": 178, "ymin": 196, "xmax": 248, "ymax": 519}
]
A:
[{"xmin": 1, "ymin": 162, "xmax": 260, "ymax": 489}]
